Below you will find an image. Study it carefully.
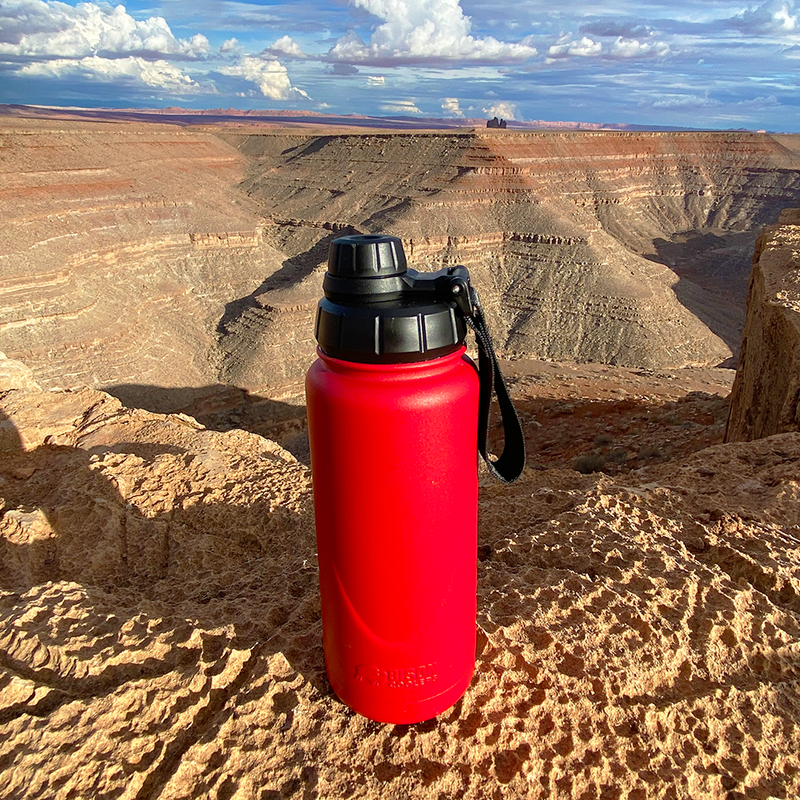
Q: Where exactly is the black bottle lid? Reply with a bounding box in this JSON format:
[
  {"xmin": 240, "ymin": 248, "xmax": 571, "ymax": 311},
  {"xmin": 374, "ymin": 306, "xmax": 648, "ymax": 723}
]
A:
[
  {"xmin": 315, "ymin": 234, "xmax": 471, "ymax": 363},
  {"xmin": 328, "ymin": 234, "xmax": 406, "ymax": 277}
]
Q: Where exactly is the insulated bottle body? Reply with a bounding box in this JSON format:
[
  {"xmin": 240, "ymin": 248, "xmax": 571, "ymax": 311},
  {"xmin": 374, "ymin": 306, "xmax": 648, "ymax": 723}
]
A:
[{"xmin": 306, "ymin": 347, "xmax": 479, "ymax": 723}]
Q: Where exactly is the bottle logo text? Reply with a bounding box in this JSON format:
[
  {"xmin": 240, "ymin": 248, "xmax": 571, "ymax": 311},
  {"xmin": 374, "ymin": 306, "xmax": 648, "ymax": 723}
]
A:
[{"xmin": 354, "ymin": 663, "xmax": 437, "ymax": 688}]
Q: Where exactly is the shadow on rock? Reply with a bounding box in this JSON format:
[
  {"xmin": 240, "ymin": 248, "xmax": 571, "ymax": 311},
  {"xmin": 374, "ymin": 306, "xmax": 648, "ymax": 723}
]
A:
[
  {"xmin": 0, "ymin": 406, "xmax": 328, "ymax": 709},
  {"xmin": 215, "ymin": 226, "xmax": 360, "ymax": 341},
  {"xmin": 105, "ymin": 383, "xmax": 310, "ymax": 464},
  {"xmin": 645, "ymin": 230, "xmax": 759, "ymax": 359}
]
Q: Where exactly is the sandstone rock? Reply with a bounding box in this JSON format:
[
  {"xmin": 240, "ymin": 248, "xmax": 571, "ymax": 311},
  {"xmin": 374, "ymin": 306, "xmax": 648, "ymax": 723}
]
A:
[
  {"xmin": 0, "ymin": 350, "xmax": 40, "ymax": 392},
  {"xmin": 725, "ymin": 208, "xmax": 800, "ymax": 441},
  {"xmin": 2, "ymin": 379, "xmax": 800, "ymax": 799},
  {"xmin": 4, "ymin": 121, "xmax": 800, "ymax": 411},
  {"xmin": 0, "ymin": 117, "xmax": 285, "ymax": 400},
  {"xmin": 222, "ymin": 129, "xmax": 800, "ymax": 383}
]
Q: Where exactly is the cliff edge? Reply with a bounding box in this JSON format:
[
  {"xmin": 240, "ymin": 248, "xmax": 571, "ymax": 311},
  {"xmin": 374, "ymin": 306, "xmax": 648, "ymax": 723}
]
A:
[{"xmin": 725, "ymin": 208, "xmax": 800, "ymax": 441}]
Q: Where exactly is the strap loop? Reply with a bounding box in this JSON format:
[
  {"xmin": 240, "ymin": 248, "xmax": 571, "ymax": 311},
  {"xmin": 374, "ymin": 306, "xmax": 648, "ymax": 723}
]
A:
[{"xmin": 464, "ymin": 289, "xmax": 526, "ymax": 483}]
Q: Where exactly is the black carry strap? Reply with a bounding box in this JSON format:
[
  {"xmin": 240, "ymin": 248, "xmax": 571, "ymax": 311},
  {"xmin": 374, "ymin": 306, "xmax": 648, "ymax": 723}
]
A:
[{"xmin": 463, "ymin": 288, "xmax": 526, "ymax": 483}]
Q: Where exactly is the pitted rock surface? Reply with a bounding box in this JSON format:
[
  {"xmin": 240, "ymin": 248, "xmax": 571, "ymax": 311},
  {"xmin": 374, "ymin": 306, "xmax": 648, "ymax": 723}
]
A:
[{"xmin": 2, "ymin": 381, "xmax": 799, "ymax": 799}]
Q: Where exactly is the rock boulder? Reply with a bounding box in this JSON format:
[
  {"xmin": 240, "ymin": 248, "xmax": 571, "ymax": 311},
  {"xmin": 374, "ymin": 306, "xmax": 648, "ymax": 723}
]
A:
[{"xmin": 725, "ymin": 208, "xmax": 800, "ymax": 441}]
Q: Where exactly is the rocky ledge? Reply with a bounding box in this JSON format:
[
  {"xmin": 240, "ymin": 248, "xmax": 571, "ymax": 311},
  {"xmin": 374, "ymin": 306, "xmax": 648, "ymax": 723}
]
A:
[{"xmin": 1, "ymin": 364, "xmax": 799, "ymax": 799}]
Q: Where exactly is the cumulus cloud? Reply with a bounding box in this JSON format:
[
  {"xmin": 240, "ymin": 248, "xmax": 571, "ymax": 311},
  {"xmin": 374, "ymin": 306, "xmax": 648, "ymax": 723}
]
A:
[
  {"xmin": 380, "ymin": 99, "xmax": 422, "ymax": 114},
  {"xmin": 441, "ymin": 96, "xmax": 463, "ymax": 116},
  {"xmin": 546, "ymin": 32, "xmax": 669, "ymax": 61},
  {"xmin": 218, "ymin": 55, "xmax": 310, "ymax": 100},
  {"xmin": 729, "ymin": 0, "xmax": 798, "ymax": 34},
  {"xmin": 220, "ymin": 38, "xmax": 242, "ymax": 54},
  {"xmin": 483, "ymin": 101, "xmax": 519, "ymax": 120},
  {"xmin": 609, "ymin": 37, "xmax": 670, "ymax": 59},
  {"xmin": 548, "ymin": 36, "xmax": 602, "ymax": 59},
  {"xmin": 19, "ymin": 55, "xmax": 199, "ymax": 91},
  {"xmin": 0, "ymin": 0, "xmax": 209, "ymax": 60},
  {"xmin": 267, "ymin": 35, "xmax": 304, "ymax": 58},
  {"xmin": 329, "ymin": 0, "xmax": 537, "ymax": 64}
]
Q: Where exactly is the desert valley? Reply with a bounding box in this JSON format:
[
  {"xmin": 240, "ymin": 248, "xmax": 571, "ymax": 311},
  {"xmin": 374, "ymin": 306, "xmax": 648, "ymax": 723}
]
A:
[{"xmin": 1, "ymin": 106, "xmax": 800, "ymax": 799}]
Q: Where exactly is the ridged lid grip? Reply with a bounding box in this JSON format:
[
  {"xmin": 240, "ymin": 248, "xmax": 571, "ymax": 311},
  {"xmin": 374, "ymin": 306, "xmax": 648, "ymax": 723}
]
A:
[{"xmin": 327, "ymin": 234, "xmax": 407, "ymax": 278}]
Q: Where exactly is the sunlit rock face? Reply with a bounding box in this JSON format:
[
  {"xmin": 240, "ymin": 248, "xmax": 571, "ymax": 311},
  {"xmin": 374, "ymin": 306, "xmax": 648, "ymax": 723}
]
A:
[
  {"xmin": 1, "ymin": 371, "xmax": 800, "ymax": 799},
  {"xmin": 224, "ymin": 129, "xmax": 800, "ymax": 383},
  {"xmin": 0, "ymin": 118, "xmax": 285, "ymax": 405},
  {"xmin": 3, "ymin": 119, "xmax": 800, "ymax": 405},
  {"xmin": 725, "ymin": 208, "xmax": 800, "ymax": 442}
]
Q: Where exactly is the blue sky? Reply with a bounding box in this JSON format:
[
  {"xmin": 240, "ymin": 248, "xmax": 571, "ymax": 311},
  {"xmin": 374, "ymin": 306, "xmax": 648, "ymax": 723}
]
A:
[{"xmin": 1, "ymin": 0, "xmax": 799, "ymax": 130}]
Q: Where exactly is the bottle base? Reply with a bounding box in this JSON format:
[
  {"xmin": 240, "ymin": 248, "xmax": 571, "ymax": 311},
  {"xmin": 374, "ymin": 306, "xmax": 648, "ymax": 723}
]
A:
[{"xmin": 327, "ymin": 664, "xmax": 475, "ymax": 724}]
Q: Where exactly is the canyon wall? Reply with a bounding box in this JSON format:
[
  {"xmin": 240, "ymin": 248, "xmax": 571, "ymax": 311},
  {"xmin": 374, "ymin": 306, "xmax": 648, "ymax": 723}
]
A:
[
  {"xmin": 4, "ymin": 120, "xmax": 800, "ymax": 406},
  {"xmin": 220, "ymin": 130, "xmax": 800, "ymax": 388},
  {"xmin": 725, "ymin": 208, "xmax": 800, "ymax": 441},
  {"xmin": 0, "ymin": 118, "xmax": 285, "ymax": 408}
]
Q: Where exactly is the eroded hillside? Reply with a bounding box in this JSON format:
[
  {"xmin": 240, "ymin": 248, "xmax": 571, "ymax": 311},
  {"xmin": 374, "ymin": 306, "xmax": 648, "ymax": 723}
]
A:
[
  {"xmin": 3, "ymin": 119, "xmax": 800, "ymax": 408},
  {"xmin": 0, "ymin": 118, "xmax": 285, "ymax": 409},
  {"xmin": 223, "ymin": 130, "xmax": 800, "ymax": 387}
]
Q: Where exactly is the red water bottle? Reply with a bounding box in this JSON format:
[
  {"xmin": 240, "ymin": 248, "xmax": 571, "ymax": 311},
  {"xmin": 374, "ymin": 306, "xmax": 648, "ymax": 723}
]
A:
[{"xmin": 306, "ymin": 234, "xmax": 524, "ymax": 723}]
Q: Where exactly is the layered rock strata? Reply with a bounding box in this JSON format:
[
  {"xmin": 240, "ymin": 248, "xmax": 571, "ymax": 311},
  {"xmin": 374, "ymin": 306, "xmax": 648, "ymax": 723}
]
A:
[
  {"xmin": 4, "ymin": 121, "xmax": 800, "ymax": 403},
  {"xmin": 725, "ymin": 208, "xmax": 800, "ymax": 441},
  {"xmin": 224, "ymin": 129, "xmax": 800, "ymax": 384},
  {"xmin": 1, "ymin": 372, "xmax": 800, "ymax": 798},
  {"xmin": 0, "ymin": 118, "xmax": 285, "ymax": 403}
]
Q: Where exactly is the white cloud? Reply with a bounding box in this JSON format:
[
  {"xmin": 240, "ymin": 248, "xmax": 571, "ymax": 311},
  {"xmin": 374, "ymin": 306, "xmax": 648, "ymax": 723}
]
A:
[
  {"xmin": 220, "ymin": 38, "xmax": 241, "ymax": 54},
  {"xmin": 0, "ymin": 0, "xmax": 209, "ymax": 60},
  {"xmin": 483, "ymin": 101, "xmax": 519, "ymax": 120},
  {"xmin": 546, "ymin": 32, "xmax": 669, "ymax": 62},
  {"xmin": 441, "ymin": 96, "xmax": 463, "ymax": 116},
  {"xmin": 268, "ymin": 35, "xmax": 304, "ymax": 58},
  {"xmin": 367, "ymin": 74, "xmax": 385, "ymax": 85},
  {"xmin": 380, "ymin": 99, "xmax": 422, "ymax": 114},
  {"xmin": 735, "ymin": 94, "xmax": 780, "ymax": 107},
  {"xmin": 609, "ymin": 37, "xmax": 670, "ymax": 59},
  {"xmin": 218, "ymin": 56, "xmax": 310, "ymax": 100},
  {"xmin": 329, "ymin": 0, "xmax": 537, "ymax": 64},
  {"xmin": 730, "ymin": 0, "xmax": 798, "ymax": 34},
  {"xmin": 650, "ymin": 94, "xmax": 720, "ymax": 109},
  {"xmin": 19, "ymin": 55, "xmax": 199, "ymax": 91},
  {"xmin": 548, "ymin": 36, "xmax": 603, "ymax": 59}
]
